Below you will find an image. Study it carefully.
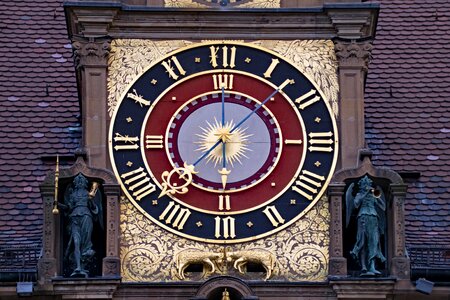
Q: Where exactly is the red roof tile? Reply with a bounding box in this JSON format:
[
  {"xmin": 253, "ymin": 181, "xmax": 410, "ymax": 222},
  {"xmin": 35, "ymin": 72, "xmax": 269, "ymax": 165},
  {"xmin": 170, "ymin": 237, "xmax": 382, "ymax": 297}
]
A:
[{"xmin": 365, "ymin": 0, "xmax": 450, "ymax": 246}]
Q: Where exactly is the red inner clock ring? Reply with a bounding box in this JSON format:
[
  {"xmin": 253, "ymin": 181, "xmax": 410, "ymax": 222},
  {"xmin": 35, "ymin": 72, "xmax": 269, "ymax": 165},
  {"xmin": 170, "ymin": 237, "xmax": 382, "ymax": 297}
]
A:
[{"xmin": 143, "ymin": 72, "xmax": 306, "ymax": 213}]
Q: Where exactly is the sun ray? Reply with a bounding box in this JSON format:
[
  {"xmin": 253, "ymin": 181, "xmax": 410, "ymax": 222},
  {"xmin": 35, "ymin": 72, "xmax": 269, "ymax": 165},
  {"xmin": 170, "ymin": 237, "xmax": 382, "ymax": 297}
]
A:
[{"xmin": 195, "ymin": 118, "xmax": 252, "ymax": 170}]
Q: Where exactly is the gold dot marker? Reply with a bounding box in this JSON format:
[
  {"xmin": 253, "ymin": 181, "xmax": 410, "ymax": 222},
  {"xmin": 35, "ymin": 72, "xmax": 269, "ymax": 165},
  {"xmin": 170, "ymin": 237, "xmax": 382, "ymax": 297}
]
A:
[
  {"xmin": 245, "ymin": 57, "xmax": 251, "ymax": 63},
  {"xmin": 196, "ymin": 221, "xmax": 203, "ymax": 227},
  {"xmin": 315, "ymin": 161, "xmax": 322, "ymax": 167},
  {"xmin": 270, "ymin": 97, "xmax": 275, "ymax": 102},
  {"xmin": 195, "ymin": 57, "xmax": 201, "ymax": 63},
  {"xmin": 151, "ymin": 79, "xmax": 157, "ymax": 85},
  {"xmin": 126, "ymin": 117, "xmax": 133, "ymax": 123},
  {"xmin": 271, "ymin": 182, "xmax": 276, "ymax": 187},
  {"xmin": 315, "ymin": 117, "xmax": 321, "ymax": 123},
  {"xmin": 126, "ymin": 161, "xmax": 133, "ymax": 167},
  {"xmin": 152, "ymin": 200, "xmax": 158, "ymax": 206},
  {"xmin": 172, "ymin": 96, "xmax": 177, "ymax": 101},
  {"xmin": 247, "ymin": 221, "xmax": 253, "ymax": 228},
  {"xmin": 290, "ymin": 199, "xmax": 296, "ymax": 205}
]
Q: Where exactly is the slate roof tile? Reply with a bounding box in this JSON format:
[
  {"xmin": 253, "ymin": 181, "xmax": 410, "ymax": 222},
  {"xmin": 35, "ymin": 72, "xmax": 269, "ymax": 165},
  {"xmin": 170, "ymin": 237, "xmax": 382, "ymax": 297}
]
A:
[
  {"xmin": 365, "ymin": 0, "xmax": 450, "ymax": 246},
  {"xmin": 0, "ymin": 0, "xmax": 79, "ymax": 248}
]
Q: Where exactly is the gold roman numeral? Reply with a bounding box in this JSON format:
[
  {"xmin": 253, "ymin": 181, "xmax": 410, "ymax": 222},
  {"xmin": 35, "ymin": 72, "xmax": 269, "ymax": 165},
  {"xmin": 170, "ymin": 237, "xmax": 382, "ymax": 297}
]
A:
[
  {"xmin": 263, "ymin": 58, "xmax": 280, "ymax": 78},
  {"xmin": 218, "ymin": 195, "xmax": 231, "ymax": 211},
  {"xmin": 209, "ymin": 45, "xmax": 236, "ymax": 68},
  {"xmin": 292, "ymin": 170, "xmax": 325, "ymax": 201},
  {"xmin": 113, "ymin": 133, "xmax": 139, "ymax": 151},
  {"xmin": 212, "ymin": 74, "xmax": 234, "ymax": 90},
  {"xmin": 159, "ymin": 201, "xmax": 191, "ymax": 230},
  {"xmin": 295, "ymin": 89, "xmax": 320, "ymax": 109},
  {"xmin": 127, "ymin": 89, "xmax": 150, "ymax": 107},
  {"xmin": 121, "ymin": 167, "xmax": 156, "ymax": 201},
  {"xmin": 145, "ymin": 135, "xmax": 164, "ymax": 149},
  {"xmin": 215, "ymin": 216, "xmax": 236, "ymax": 239},
  {"xmin": 262, "ymin": 205, "xmax": 285, "ymax": 227},
  {"xmin": 161, "ymin": 56, "xmax": 186, "ymax": 80},
  {"xmin": 308, "ymin": 132, "xmax": 334, "ymax": 152}
]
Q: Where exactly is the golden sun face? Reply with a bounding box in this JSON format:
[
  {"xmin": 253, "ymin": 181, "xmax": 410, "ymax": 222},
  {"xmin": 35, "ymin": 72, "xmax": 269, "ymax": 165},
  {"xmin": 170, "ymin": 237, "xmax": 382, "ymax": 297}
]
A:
[{"xmin": 195, "ymin": 117, "xmax": 252, "ymax": 167}]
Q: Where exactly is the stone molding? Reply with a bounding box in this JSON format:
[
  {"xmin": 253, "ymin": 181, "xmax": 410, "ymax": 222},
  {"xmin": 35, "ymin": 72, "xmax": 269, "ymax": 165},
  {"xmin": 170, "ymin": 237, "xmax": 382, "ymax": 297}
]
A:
[
  {"xmin": 328, "ymin": 156, "xmax": 409, "ymax": 279},
  {"xmin": 38, "ymin": 156, "xmax": 121, "ymax": 285},
  {"xmin": 192, "ymin": 276, "xmax": 258, "ymax": 300},
  {"xmin": 72, "ymin": 36, "xmax": 112, "ymax": 69},
  {"xmin": 334, "ymin": 39, "xmax": 373, "ymax": 72}
]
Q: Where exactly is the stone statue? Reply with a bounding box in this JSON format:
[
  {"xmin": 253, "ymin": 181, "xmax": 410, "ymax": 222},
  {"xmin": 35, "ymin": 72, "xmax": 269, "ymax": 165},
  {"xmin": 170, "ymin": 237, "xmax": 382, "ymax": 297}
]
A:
[
  {"xmin": 60, "ymin": 173, "xmax": 103, "ymax": 277},
  {"xmin": 346, "ymin": 175, "xmax": 386, "ymax": 276}
]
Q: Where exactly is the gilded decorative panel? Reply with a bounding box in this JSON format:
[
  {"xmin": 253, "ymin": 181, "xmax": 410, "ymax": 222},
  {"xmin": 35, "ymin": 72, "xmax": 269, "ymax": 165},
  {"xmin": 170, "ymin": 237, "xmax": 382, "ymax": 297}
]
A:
[{"xmin": 120, "ymin": 196, "xmax": 330, "ymax": 282}]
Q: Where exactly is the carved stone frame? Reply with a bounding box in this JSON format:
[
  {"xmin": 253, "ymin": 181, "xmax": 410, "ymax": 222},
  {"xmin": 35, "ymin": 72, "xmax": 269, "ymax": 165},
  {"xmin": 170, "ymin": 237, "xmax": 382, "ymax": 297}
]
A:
[
  {"xmin": 191, "ymin": 276, "xmax": 258, "ymax": 300},
  {"xmin": 38, "ymin": 156, "xmax": 120, "ymax": 286},
  {"xmin": 328, "ymin": 154, "xmax": 410, "ymax": 279}
]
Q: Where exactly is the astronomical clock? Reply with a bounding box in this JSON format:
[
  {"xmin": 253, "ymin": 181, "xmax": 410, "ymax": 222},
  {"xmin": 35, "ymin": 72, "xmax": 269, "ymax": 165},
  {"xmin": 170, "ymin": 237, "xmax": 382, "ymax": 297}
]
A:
[{"xmin": 108, "ymin": 40, "xmax": 339, "ymax": 281}]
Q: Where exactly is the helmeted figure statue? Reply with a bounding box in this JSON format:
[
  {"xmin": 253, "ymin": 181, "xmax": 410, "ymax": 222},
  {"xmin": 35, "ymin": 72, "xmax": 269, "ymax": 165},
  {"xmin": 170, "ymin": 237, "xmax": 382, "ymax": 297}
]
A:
[
  {"xmin": 346, "ymin": 175, "xmax": 386, "ymax": 276},
  {"xmin": 61, "ymin": 173, "xmax": 103, "ymax": 277}
]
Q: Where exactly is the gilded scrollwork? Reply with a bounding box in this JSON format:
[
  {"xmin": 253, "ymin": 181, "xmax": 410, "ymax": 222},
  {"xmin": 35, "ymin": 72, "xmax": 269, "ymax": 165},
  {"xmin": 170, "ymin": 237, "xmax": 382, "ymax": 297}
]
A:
[{"xmin": 120, "ymin": 196, "xmax": 330, "ymax": 282}]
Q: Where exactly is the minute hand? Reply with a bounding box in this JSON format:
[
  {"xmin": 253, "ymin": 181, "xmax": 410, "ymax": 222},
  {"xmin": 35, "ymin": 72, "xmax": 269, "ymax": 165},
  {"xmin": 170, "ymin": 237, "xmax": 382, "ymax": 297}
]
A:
[
  {"xmin": 192, "ymin": 79, "xmax": 292, "ymax": 167},
  {"xmin": 230, "ymin": 79, "xmax": 292, "ymax": 133}
]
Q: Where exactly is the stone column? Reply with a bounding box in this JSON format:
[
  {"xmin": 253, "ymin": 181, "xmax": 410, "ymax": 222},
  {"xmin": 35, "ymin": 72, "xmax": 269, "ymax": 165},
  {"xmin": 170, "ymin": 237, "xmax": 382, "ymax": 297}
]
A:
[
  {"xmin": 37, "ymin": 184, "xmax": 59, "ymax": 286},
  {"xmin": 334, "ymin": 39, "xmax": 373, "ymax": 169},
  {"xmin": 328, "ymin": 183, "xmax": 347, "ymax": 276},
  {"xmin": 102, "ymin": 184, "xmax": 121, "ymax": 277},
  {"xmin": 389, "ymin": 183, "xmax": 410, "ymax": 279},
  {"xmin": 72, "ymin": 36, "xmax": 111, "ymax": 169}
]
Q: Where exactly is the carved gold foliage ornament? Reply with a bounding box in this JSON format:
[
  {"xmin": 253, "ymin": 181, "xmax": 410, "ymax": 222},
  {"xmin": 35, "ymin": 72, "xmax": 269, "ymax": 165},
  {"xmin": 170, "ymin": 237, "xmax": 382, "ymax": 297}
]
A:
[
  {"xmin": 107, "ymin": 39, "xmax": 338, "ymax": 116},
  {"xmin": 120, "ymin": 196, "xmax": 329, "ymax": 282},
  {"xmin": 164, "ymin": 0, "xmax": 280, "ymax": 8},
  {"xmin": 107, "ymin": 39, "xmax": 193, "ymax": 116}
]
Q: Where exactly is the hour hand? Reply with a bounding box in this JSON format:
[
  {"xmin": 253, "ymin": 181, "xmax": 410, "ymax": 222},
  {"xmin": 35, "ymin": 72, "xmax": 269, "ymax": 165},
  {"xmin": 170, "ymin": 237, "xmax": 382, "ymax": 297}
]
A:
[{"xmin": 218, "ymin": 167, "xmax": 231, "ymax": 190}]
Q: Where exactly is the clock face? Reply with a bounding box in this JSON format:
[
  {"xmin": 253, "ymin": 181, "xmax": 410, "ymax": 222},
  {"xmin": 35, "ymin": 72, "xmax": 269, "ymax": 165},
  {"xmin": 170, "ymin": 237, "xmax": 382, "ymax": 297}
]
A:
[{"xmin": 109, "ymin": 41, "xmax": 338, "ymax": 243}]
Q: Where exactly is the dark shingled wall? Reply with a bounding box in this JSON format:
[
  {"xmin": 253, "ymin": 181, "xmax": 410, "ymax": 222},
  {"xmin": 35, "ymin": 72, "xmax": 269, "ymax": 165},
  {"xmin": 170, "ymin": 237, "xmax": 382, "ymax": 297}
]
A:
[
  {"xmin": 0, "ymin": 1, "xmax": 79, "ymax": 249},
  {"xmin": 365, "ymin": 0, "xmax": 450, "ymax": 246}
]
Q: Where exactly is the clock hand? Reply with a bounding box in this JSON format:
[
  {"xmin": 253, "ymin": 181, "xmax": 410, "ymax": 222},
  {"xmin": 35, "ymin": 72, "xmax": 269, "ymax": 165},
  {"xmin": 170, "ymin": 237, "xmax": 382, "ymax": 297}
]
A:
[
  {"xmin": 219, "ymin": 86, "xmax": 231, "ymax": 190},
  {"xmin": 230, "ymin": 79, "xmax": 292, "ymax": 134},
  {"xmin": 192, "ymin": 79, "xmax": 292, "ymax": 171}
]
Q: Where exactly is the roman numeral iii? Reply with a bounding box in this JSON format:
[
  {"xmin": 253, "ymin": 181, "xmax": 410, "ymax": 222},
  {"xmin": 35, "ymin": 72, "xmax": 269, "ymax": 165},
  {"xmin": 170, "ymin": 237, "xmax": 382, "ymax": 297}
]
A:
[{"xmin": 292, "ymin": 170, "xmax": 325, "ymax": 201}]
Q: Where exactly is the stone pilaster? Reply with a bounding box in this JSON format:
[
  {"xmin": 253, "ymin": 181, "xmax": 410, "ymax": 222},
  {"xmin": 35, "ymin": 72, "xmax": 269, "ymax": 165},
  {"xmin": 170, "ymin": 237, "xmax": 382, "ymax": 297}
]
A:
[
  {"xmin": 72, "ymin": 36, "xmax": 111, "ymax": 169},
  {"xmin": 328, "ymin": 183, "xmax": 347, "ymax": 276},
  {"xmin": 37, "ymin": 184, "xmax": 59, "ymax": 286},
  {"xmin": 102, "ymin": 184, "xmax": 121, "ymax": 277},
  {"xmin": 389, "ymin": 183, "xmax": 410, "ymax": 279},
  {"xmin": 334, "ymin": 39, "xmax": 373, "ymax": 169}
]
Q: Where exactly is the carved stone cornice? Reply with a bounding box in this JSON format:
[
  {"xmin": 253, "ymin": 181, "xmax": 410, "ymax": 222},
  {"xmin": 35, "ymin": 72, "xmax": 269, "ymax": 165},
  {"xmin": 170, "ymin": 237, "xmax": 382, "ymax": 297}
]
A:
[
  {"xmin": 334, "ymin": 39, "xmax": 373, "ymax": 72},
  {"xmin": 72, "ymin": 36, "xmax": 112, "ymax": 69},
  {"xmin": 326, "ymin": 5, "xmax": 379, "ymax": 40}
]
